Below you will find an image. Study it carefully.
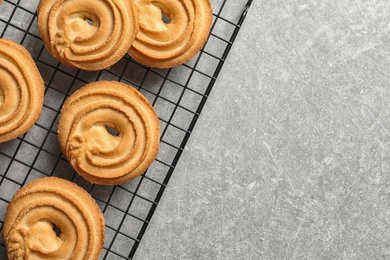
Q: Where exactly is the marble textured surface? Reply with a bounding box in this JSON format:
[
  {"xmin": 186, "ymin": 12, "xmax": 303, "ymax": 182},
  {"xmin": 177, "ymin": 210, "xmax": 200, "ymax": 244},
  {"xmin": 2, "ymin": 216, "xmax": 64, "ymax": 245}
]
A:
[{"xmin": 135, "ymin": 0, "xmax": 390, "ymax": 259}]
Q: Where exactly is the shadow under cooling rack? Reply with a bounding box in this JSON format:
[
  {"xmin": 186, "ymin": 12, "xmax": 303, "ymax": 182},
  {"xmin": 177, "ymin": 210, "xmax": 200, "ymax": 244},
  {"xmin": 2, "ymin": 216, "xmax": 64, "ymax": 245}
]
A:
[{"xmin": 0, "ymin": 0, "xmax": 253, "ymax": 259}]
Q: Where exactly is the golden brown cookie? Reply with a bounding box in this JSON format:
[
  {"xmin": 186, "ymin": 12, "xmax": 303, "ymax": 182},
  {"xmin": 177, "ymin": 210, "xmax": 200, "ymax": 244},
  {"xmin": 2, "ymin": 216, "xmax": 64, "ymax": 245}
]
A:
[
  {"xmin": 3, "ymin": 177, "xmax": 105, "ymax": 260},
  {"xmin": 58, "ymin": 81, "xmax": 160, "ymax": 185},
  {"xmin": 128, "ymin": 0, "xmax": 213, "ymax": 68},
  {"xmin": 37, "ymin": 0, "xmax": 139, "ymax": 71},
  {"xmin": 0, "ymin": 38, "xmax": 44, "ymax": 143}
]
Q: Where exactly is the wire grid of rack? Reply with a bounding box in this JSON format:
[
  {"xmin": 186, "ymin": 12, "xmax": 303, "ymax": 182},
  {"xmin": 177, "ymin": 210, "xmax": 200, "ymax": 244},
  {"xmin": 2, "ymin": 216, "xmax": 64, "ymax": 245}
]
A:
[{"xmin": 0, "ymin": 0, "xmax": 252, "ymax": 259}]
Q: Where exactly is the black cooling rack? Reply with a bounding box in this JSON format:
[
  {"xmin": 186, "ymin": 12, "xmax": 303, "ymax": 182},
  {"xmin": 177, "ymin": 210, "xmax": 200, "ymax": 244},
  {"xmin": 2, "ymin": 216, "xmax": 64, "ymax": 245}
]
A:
[{"xmin": 0, "ymin": 0, "xmax": 253, "ymax": 259}]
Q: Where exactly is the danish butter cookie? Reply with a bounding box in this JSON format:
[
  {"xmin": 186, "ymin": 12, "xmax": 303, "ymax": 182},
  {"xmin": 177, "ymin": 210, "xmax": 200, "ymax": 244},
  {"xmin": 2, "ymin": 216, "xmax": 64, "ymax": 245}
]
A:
[
  {"xmin": 37, "ymin": 0, "xmax": 139, "ymax": 70},
  {"xmin": 58, "ymin": 81, "xmax": 160, "ymax": 185},
  {"xmin": 3, "ymin": 177, "xmax": 105, "ymax": 260},
  {"xmin": 129, "ymin": 0, "xmax": 213, "ymax": 68},
  {"xmin": 0, "ymin": 38, "xmax": 44, "ymax": 143}
]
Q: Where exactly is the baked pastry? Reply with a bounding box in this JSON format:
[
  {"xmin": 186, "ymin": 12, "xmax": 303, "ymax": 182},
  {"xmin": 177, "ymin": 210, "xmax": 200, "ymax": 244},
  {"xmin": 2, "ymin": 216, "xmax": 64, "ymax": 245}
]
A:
[
  {"xmin": 0, "ymin": 38, "xmax": 44, "ymax": 143},
  {"xmin": 37, "ymin": 0, "xmax": 139, "ymax": 70},
  {"xmin": 128, "ymin": 0, "xmax": 213, "ymax": 68},
  {"xmin": 58, "ymin": 81, "xmax": 160, "ymax": 185},
  {"xmin": 2, "ymin": 177, "xmax": 105, "ymax": 260}
]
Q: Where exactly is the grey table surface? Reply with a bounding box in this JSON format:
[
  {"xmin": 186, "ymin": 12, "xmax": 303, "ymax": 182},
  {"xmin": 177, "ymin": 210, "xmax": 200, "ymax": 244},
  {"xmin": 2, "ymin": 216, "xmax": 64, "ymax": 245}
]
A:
[{"xmin": 134, "ymin": 0, "xmax": 390, "ymax": 259}]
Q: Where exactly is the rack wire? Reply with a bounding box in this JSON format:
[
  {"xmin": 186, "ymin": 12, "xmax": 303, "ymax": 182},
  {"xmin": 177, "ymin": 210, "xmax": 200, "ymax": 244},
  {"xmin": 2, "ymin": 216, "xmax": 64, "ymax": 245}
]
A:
[{"xmin": 0, "ymin": 0, "xmax": 253, "ymax": 259}]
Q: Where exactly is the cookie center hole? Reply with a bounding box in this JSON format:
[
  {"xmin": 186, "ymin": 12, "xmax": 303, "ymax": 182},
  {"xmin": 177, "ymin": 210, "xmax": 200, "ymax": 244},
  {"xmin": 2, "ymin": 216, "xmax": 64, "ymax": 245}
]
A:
[
  {"xmin": 162, "ymin": 12, "xmax": 170, "ymax": 24},
  {"xmin": 105, "ymin": 126, "xmax": 118, "ymax": 136},
  {"xmin": 0, "ymin": 88, "xmax": 4, "ymax": 105},
  {"xmin": 85, "ymin": 17, "xmax": 94, "ymax": 25},
  {"xmin": 52, "ymin": 223, "xmax": 62, "ymax": 237}
]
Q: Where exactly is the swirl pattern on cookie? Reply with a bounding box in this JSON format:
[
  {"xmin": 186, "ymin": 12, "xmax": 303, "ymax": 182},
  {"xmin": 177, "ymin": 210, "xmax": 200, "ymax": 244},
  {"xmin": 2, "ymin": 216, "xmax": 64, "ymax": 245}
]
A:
[
  {"xmin": 0, "ymin": 39, "xmax": 44, "ymax": 143},
  {"xmin": 128, "ymin": 0, "xmax": 213, "ymax": 68},
  {"xmin": 58, "ymin": 81, "xmax": 160, "ymax": 185},
  {"xmin": 37, "ymin": 0, "xmax": 139, "ymax": 70},
  {"xmin": 3, "ymin": 177, "xmax": 105, "ymax": 260}
]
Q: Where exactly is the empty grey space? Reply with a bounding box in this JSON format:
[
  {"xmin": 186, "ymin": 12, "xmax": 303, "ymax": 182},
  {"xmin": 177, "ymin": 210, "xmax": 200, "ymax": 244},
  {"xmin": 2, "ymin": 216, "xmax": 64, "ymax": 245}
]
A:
[
  {"xmin": 135, "ymin": 0, "xmax": 390, "ymax": 259},
  {"xmin": 0, "ymin": 0, "xmax": 252, "ymax": 259}
]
